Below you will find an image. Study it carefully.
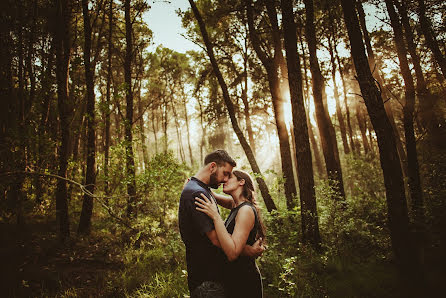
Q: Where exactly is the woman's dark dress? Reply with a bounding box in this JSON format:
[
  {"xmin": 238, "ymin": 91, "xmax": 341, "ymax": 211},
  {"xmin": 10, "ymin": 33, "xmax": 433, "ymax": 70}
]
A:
[{"xmin": 223, "ymin": 202, "xmax": 263, "ymax": 298}]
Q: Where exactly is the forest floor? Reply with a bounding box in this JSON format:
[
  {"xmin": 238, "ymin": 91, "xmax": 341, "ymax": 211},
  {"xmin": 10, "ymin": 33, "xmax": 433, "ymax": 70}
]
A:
[{"xmin": 0, "ymin": 215, "xmax": 124, "ymax": 297}]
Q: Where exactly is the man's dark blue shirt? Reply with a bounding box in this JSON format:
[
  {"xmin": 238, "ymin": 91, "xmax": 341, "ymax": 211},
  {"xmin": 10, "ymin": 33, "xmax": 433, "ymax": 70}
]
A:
[{"xmin": 178, "ymin": 177, "xmax": 225, "ymax": 292}]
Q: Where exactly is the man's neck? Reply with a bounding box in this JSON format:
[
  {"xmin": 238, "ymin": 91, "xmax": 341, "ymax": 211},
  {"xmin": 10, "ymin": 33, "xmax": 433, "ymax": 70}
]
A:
[{"xmin": 194, "ymin": 168, "xmax": 210, "ymax": 186}]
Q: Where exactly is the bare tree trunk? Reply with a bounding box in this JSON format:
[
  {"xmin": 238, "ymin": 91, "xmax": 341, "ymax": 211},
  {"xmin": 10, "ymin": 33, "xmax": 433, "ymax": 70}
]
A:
[
  {"xmin": 78, "ymin": 0, "xmax": 96, "ymax": 235},
  {"xmin": 356, "ymin": 0, "xmax": 408, "ymax": 175},
  {"xmin": 242, "ymin": 50, "xmax": 256, "ymax": 156},
  {"xmin": 297, "ymin": 24, "xmax": 325, "ymax": 177},
  {"xmin": 246, "ymin": 0, "xmax": 297, "ymax": 209},
  {"xmin": 385, "ymin": 0, "xmax": 426, "ymax": 267},
  {"xmin": 151, "ymin": 105, "xmax": 158, "ymax": 155},
  {"xmin": 327, "ymin": 10, "xmax": 350, "ymax": 155},
  {"xmin": 336, "ymin": 47, "xmax": 357, "ymax": 155},
  {"xmin": 304, "ymin": 0, "xmax": 345, "ymax": 200},
  {"xmin": 104, "ymin": 0, "xmax": 112, "ymax": 196},
  {"xmin": 417, "ymin": 0, "xmax": 446, "ymax": 78},
  {"xmin": 54, "ymin": 0, "xmax": 72, "ymax": 241},
  {"xmin": 182, "ymin": 88, "xmax": 195, "ymax": 166},
  {"xmin": 396, "ymin": 0, "xmax": 445, "ymax": 147},
  {"xmin": 124, "ymin": 0, "xmax": 137, "ymax": 218},
  {"xmin": 340, "ymin": 0, "xmax": 423, "ymax": 291},
  {"xmin": 137, "ymin": 82, "xmax": 148, "ymax": 170},
  {"xmin": 189, "ymin": 0, "xmax": 276, "ymax": 212},
  {"xmin": 356, "ymin": 102, "xmax": 371, "ymax": 155},
  {"xmin": 281, "ymin": 0, "xmax": 321, "ymax": 247}
]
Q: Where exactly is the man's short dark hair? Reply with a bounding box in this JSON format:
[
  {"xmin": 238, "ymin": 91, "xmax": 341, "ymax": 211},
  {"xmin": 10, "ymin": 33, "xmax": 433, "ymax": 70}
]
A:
[{"xmin": 204, "ymin": 149, "xmax": 236, "ymax": 167}]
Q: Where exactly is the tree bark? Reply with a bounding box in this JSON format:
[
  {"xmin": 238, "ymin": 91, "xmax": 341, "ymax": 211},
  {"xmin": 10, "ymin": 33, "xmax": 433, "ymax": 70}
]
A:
[
  {"xmin": 417, "ymin": 0, "xmax": 446, "ymax": 78},
  {"xmin": 54, "ymin": 0, "xmax": 72, "ymax": 241},
  {"xmin": 104, "ymin": 0, "xmax": 112, "ymax": 196},
  {"xmin": 340, "ymin": 0, "xmax": 422, "ymax": 289},
  {"xmin": 327, "ymin": 9, "xmax": 350, "ymax": 155},
  {"xmin": 246, "ymin": 0, "xmax": 297, "ymax": 209},
  {"xmin": 356, "ymin": 0, "xmax": 408, "ymax": 175},
  {"xmin": 385, "ymin": 0, "xmax": 426, "ymax": 265},
  {"xmin": 396, "ymin": 0, "xmax": 444, "ymax": 147},
  {"xmin": 304, "ymin": 0, "xmax": 345, "ymax": 200},
  {"xmin": 124, "ymin": 0, "xmax": 137, "ymax": 217},
  {"xmin": 281, "ymin": 0, "xmax": 321, "ymax": 247},
  {"xmin": 189, "ymin": 0, "xmax": 276, "ymax": 212}
]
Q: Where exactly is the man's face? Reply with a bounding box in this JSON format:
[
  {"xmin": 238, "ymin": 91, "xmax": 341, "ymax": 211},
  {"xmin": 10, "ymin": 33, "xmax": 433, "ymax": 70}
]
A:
[{"xmin": 209, "ymin": 162, "xmax": 233, "ymax": 189}]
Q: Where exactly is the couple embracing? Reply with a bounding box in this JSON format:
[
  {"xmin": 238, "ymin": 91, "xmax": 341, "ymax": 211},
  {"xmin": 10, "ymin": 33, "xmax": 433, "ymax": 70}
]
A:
[{"xmin": 179, "ymin": 149, "xmax": 266, "ymax": 298}]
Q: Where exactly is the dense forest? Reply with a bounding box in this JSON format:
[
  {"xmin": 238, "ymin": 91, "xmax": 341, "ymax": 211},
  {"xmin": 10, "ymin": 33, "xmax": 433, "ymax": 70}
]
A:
[{"xmin": 1, "ymin": 0, "xmax": 445, "ymax": 296}]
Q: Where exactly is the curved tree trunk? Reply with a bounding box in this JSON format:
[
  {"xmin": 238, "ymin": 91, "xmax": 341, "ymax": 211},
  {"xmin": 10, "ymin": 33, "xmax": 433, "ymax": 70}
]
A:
[{"xmin": 189, "ymin": 0, "xmax": 276, "ymax": 212}]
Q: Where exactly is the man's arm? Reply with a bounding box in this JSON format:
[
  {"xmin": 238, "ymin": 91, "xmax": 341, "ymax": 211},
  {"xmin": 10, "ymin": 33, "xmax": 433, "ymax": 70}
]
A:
[{"xmin": 241, "ymin": 238, "xmax": 265, "ymax": 258}]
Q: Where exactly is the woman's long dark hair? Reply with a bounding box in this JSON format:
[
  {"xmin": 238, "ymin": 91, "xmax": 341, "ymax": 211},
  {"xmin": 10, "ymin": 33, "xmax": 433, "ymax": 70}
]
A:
[{"xmin": 232, "ymin": 170, "xmax": 266, "ymax": 241}]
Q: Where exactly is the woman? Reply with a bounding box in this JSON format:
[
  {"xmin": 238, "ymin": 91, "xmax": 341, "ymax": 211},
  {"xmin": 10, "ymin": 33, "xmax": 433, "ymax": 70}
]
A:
[{"xmin": 195, "ymin": 170, "xmax": 265, "ymax": 298}]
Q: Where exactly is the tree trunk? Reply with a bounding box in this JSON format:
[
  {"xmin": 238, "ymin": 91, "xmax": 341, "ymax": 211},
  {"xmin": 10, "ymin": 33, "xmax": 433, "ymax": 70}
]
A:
[
  {"xmin": 297, "ymin": 25, "xmax": 325, "ymax": 177},
  {"xmin": 137, "ymin": 82, "xmax": 149, "ymax": 170},
  {"xmin": 124, "ymin": 0, "xmax": 137, "ymax": 217},
  {"xmin": 242, "ymin": 54, "xmax": 256, "ymax": 156},
  {"xmin": 54, "ymin": 0, "xmax": 72, "ymax": 241},
  {"xmin": 385, "ymin": 0, "xmax": 426, "ymax": 265},
  {"xmin": 281, "ymin": 0, "xmax": 321, "ymax": 247},
  {"xmin": 340, "ymin": 0, "xmax": 423, "ymax": 290},
  {"xmin": 396, "ymin": 0, "xmax": 445, "ymax": 147},
  {"xmin": 356, "ymin": 0, "xmax": 408, "ymax": 175},
  {"xmin": 104, "ymin": 0, "xmax": 112, "ymax": 196},
  {"xmin": 189, "ymin": 0, "xmax": 276, "ymax": 212},
  {"xmin": 356, "ymin": 102, "xmax": 371, "ymax": 154},
  {"xmin": 335, "ymin": 46, "xmax": 357, "ymax": 155},
  {"xmin": 78, "ymin": 0, "xmax": 96, "ymax": 235},
  {"xmin": 417, "ymin": 0, "xmax": 446, "ymax": 78},
  {"xmin": 246, "ymin": 0, "xmax": 297, "ymax": 209},
  {"xmin": 182, "ymin": 88, "xmax": 195, "ymax": 166},
  {"xmin": 327, "ymin": 10, "xmax": 350, "ymax": 155},
  {"xmin": 304, "ymin": 0, "xmax": 345, "ymax": 200}
]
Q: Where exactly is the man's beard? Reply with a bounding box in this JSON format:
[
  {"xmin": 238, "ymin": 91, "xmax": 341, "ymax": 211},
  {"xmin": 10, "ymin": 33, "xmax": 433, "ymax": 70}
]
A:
[{"xmin": 209, "ymin": 172, "xmax": 220, "ymax": 189}]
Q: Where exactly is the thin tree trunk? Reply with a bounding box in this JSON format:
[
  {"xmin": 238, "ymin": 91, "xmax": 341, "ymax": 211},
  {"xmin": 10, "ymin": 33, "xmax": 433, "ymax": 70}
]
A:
[
  {"xmin": 327, "ymin": 9, "xmax": 350, "ymax": 155},
  {"xmin": 182, "ymin": 88, "xmax": 195, "ymax": 166},
  {"xmin": 396, "ymin": 0, "xmax": 444, "ymax": 147},
  {"xmin": 78, "ymin": 0, "xmax": 96, "ymax": 235},
  {"xmin": 297, "ymin": 24, "xmax": 325, "ymax": 177},
  {"xmin": 356, "ymin": 0, "xmax": 408, "ymax": 175},
  {"xmin": 54, "ymin": 0, "xmax": 72, "ymax": 241},
  {"xmin": 137, "ymin": 81, "xmax": 148, "ymax": 169},
  {"xmin": 385, "ymin": 0, "xmax": 426, "ymax": 265},
  {"xmin": 124, "ymin": 0, "xmax": 137, "ymax": 218},
  {"xmin": 281, "ymin": 0, "xmax": 321, "ymax": 247},
  {"xmin": 417, "ymin": 0, "xmax": 446, "ymax": 78},
  {"xmin": 246, "ymin": 0, "xmax": 297, "ymax": 209},
  {"xmin": 151, "ymin": 105, "xmax": 158, "ymax": 155},
  {"xmin": 340, "ymin": 0, "xmax": 423, "ymax": 291},
  {"xmin": 304, "ymin": 0, "xmax": 346, "ymax": 200},
  {"xmin": 356, "ymin": 102, "xmax": 371, "ymax": 154},
  {"xmin": 104, "ymin": 0, "xmax": 112, "ymax": 196},
  {"xmin": 335, "ymin": 46, "xmax": 357, "ymax": 155},
  {"xmin": 242, "ymin": 51, "xmax": 256, "ymax": 156},
  {"xmin": 189, "ymin": 0, "xmax": 276, "ymax": 212}
]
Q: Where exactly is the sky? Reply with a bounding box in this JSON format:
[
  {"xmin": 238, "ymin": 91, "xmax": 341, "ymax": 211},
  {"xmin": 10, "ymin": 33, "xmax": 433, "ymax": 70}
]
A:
[{"xmin": 144, "ymin": 0, "xmax": 200, "ymax": 53}]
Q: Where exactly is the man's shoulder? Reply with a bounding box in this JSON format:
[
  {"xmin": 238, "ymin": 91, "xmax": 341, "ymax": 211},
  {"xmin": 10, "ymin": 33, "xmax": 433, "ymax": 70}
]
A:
[{"xmin": 181, "ymin": 180, "xmax": 208, "ymax": 199}]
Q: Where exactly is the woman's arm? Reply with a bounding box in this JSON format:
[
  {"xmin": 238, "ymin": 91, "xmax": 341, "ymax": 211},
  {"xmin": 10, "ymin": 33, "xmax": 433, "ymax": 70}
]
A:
[
  {"xmin": 211, "ymin": 191, "xmax": 235, "ymax": 209},
  {"xmin": 195, "ymin": 194, "xmax": 254, "ymax": 261}
]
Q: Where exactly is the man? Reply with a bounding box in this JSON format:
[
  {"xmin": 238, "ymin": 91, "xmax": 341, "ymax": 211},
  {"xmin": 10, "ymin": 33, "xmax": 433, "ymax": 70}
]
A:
[{"xmin": 179, "ymin": 149, "xmax": 264, "ymax": 297}]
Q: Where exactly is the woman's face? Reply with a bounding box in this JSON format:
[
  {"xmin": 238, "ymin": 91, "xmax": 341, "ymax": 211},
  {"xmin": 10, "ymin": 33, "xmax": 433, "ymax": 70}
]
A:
[{"xmin": 223, "ymin": 173, "xmax": 242, "ymax": 194}]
